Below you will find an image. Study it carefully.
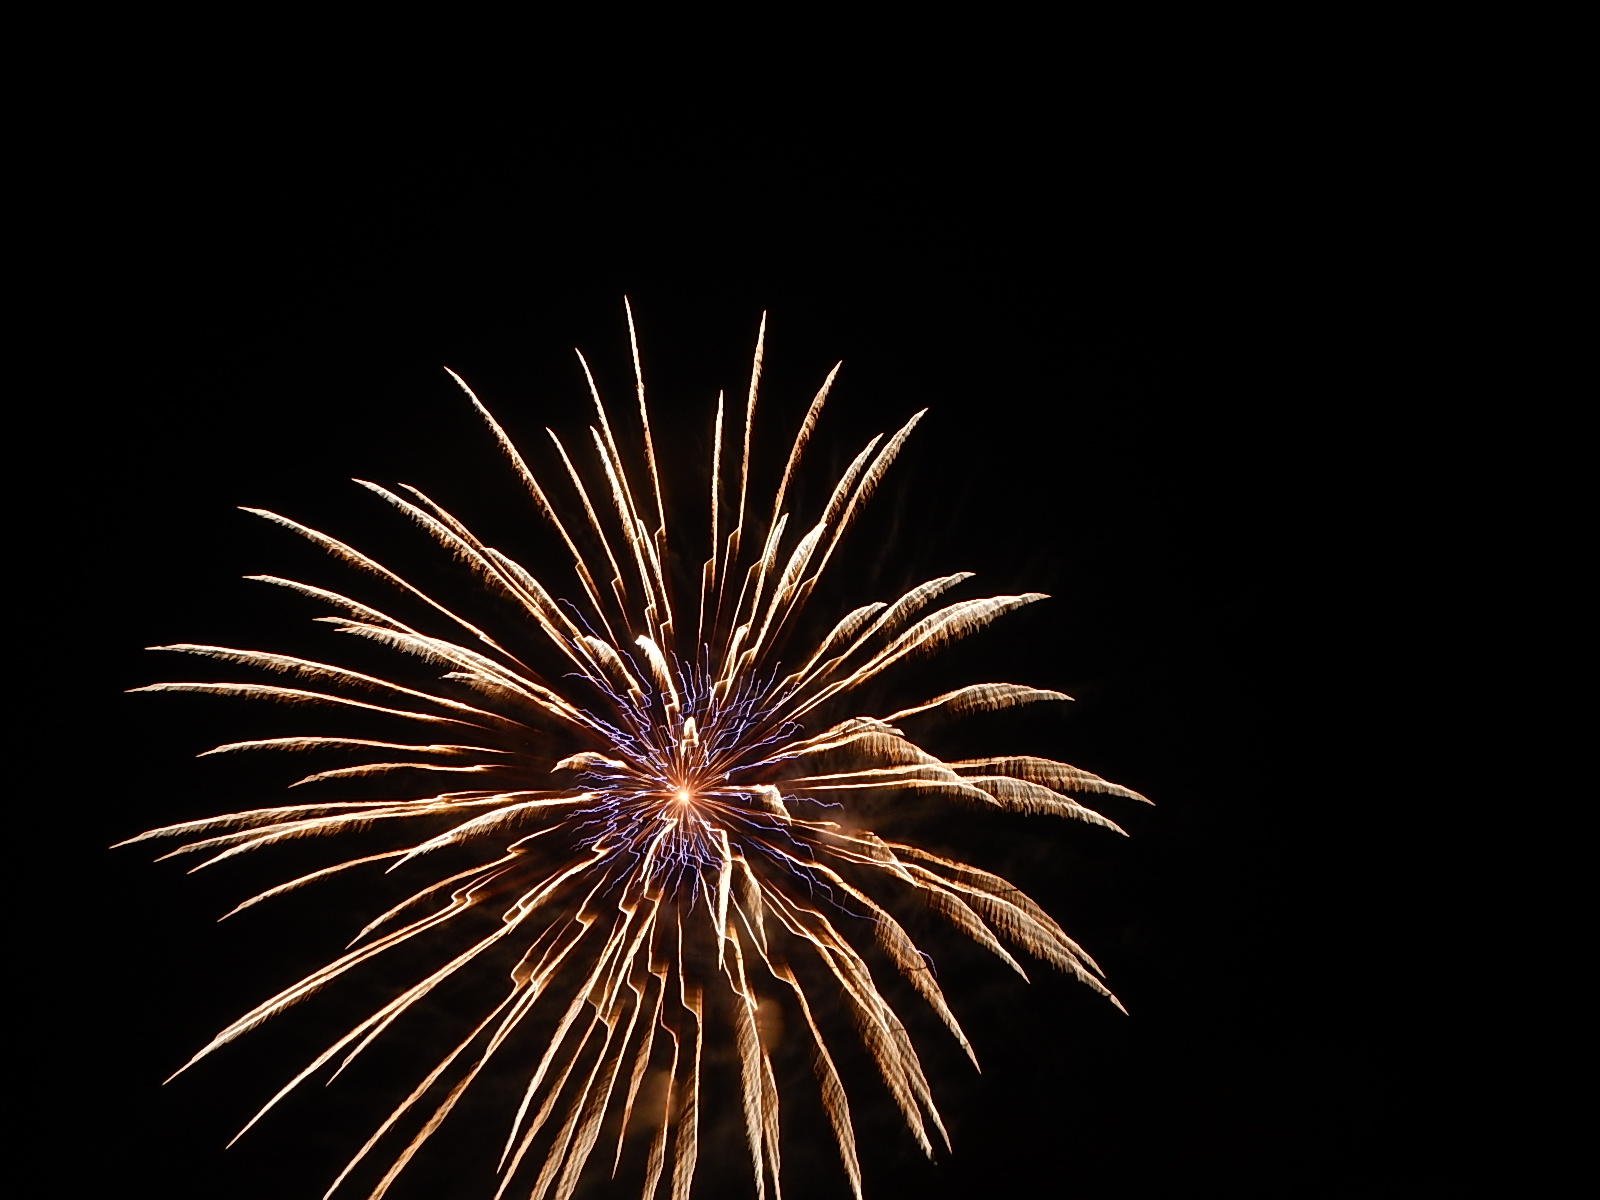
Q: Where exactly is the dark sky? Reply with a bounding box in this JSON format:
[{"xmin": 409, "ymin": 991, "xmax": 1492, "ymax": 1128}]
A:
[{"xmin": 40, "ymin": 89, "xmax": 1398, "ymax": 1200}]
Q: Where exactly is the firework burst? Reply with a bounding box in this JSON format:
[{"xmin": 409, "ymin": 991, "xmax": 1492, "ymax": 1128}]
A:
[{"xmin": 122, "ymin": 305, "xmax": 1146, "ymax": 1200}]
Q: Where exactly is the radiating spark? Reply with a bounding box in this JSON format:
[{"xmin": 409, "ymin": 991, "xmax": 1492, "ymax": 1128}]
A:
[{"xmin": 122, "ymin": 305, "xmax": 1148, "ymax": 1200}]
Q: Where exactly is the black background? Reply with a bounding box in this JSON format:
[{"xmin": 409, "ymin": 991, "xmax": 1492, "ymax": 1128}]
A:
[{"xmin": 36, "ymin": 71, "xmax": 1407, "ymax": 1200}]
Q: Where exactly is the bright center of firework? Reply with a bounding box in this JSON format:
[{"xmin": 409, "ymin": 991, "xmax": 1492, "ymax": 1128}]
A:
[{"xmin": 674, "ymin": 787, "xmax": 691, "ymax": 804}]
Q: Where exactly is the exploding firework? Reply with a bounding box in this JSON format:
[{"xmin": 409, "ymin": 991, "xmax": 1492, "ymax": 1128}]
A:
[{"xmin": 122, "ymin": 305, "xmax": 1146, "ymax": 1200}]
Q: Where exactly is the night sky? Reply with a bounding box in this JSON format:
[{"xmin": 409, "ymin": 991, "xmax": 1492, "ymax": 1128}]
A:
[{"xmin": 42, "ymin": 94, "xmax": 1397, "ymax": 1199}]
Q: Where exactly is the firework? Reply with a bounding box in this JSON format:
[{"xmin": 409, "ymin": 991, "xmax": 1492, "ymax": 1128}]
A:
[{"xmin": 122, "ymin": 305, "xmax": 1146, "ymax": 1200}]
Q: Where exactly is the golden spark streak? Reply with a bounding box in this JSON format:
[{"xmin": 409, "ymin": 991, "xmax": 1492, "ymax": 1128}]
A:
[{"xmin": 123, "ymin": 305, "xmax": 1146, "ymax": 1200}]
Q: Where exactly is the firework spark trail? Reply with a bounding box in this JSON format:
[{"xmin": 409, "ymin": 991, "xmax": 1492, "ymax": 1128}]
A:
[{"xmin": 122, "ymin": 305, "xmax": 1148, "ymax": 1200}]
